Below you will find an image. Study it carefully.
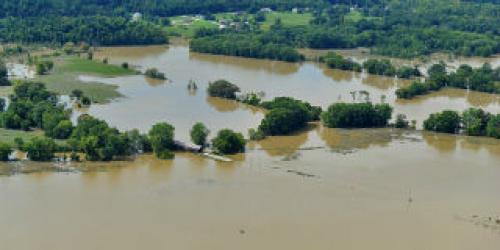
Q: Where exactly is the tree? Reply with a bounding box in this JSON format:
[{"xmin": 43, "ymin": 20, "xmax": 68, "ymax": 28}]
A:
[
  {"xmin": 259, "ymin": 108, "xmax": 306, "ymax": 135},
  {"xmin": 148, "ymin": 122, "xmax": 175, "ymax": 159},
  {"xmin": 423, "ymin": 110, "xmax": 461, "ymax": 134},
  {"xmin": 207, "ymin": 80, "xmax": 240, "ymax": 99},
  {"xmin": 486, "ymin": 114, "xmax": 500, "ymax": 139},
  {"xmin": 0, "ymin": 143, "xmax": 12, "ymax": 161},
  {"xmin": 52, "ymin": 120, "xmax": 74, "ymax": 139},
  {"xmin": 260, "ymin": 97, "xmax": 321, "ymax": 121},
  {"xmin": 42, "ymin": 110, "xmax": 68, "ymax": 138},
  {"xmin": 190, "ymin": 122, "xmax": 210, "ymax": 146},
  {"xmin": 212, "ymin": 129, "xmax": 246, "ymax": 155},
  {"xmin": 25, "ymin": 137, "xmax": 57, "ymax": 161},
  {"xmin": 462, "ymin": 108, "xmax": 489, "ymax": 136}
]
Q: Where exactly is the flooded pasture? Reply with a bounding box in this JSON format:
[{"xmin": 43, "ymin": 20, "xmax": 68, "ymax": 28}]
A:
[{"xmin": 1, "ymin": 42, "xmax": 500, "ymax": 250}]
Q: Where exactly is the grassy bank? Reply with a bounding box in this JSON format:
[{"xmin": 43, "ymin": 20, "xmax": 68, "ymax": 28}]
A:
[{"xmin": 0, "ymin": 128, "xmax": 45, "ymax": 146}]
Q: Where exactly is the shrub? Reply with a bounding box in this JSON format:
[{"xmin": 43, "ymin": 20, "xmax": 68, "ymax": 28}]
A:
[
  {"xmin": 248, "ymin": 128, "xmax": 266, "ymax": 141},
  {"xmin": 212, "ymin": 129, "xmax": 246, "ymax": 154},
  {"xmin": 395, "ymin": 114, "xmax": 409, "ymax": 128},
  {"xmin": 156, "ymin": 150, "xmax": 175, "ymax": 160},
  {"xmin": 145, "ymin": 68, "xmax": 167, "ymax": 80},
  {"xmin": 25, "ymin": 137, "xmax": 57, "ymax": 161},
  {"xmin": 0, "ymin": 143, "xmax": 12, "ymax": 161}
]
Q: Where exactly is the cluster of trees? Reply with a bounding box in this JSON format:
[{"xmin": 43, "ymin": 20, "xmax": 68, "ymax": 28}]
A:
[
  {"xmin": 0, "ymin": 16, "xmax": 168, "ymax": 46},
  {"xmin": 396, "ymin": 62, "xmax": 500, "ymax": 99},
  {"xmin": 424, "ymin": 108, "xmax": 499, "ymax": 138},
  {"xmin": 0, "ymin": 81, "xmax": 72, "ymax": 139},
  {"xmin": 258, "ymin": 97, "xmax": 321, "ymax": 136},
  {"xmin": 362, "ymin": 59, "xmax": 397, "ymax": 76},
  {"xmin": 319, "ymin": 52, "xmax": 361, "ymax": 72},
  {"xmin": 207, "ymin": 80, "xmax": 240, "ymax": 99},
  {"xmin": 144, "ymin": 68, "xmax": 167, "ymax": 80},
  {"xmin": 190, "ymin": 34, "xmax": 304, "ymax": 62},
  {"xmin": 319, "ymin": 53, "xmax": 422, "ymax": 79},
  {"xmin": 321, "ymin": 102, "xmax": 393, "ymax": 128}
]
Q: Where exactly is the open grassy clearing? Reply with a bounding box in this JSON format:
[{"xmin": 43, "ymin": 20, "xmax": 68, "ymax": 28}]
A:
[
  {"xmin": 261, "ymin": 12, "xmax": 312, "ymax": 30},
  {"xmin": 166, "ymin": 18, "xmax": 218, "ymax": 38}
]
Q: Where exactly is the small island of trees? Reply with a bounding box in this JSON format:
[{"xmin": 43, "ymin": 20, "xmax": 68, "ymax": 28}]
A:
[{"xmin": 424, "ymin": 108, "xmax": 499, "ymax": 139}]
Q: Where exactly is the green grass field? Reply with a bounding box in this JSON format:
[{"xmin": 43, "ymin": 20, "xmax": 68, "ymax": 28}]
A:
[
  {"xmin": 261, "ymin": 12, "xmax": 313, "ymax": 30},
  {"xmin": 0, "ymin": 128, "xmax": 45, "ymax": 146},
  {"xmin": 61, "ymin": 57, "xmax": 135, "ymax": 76}
]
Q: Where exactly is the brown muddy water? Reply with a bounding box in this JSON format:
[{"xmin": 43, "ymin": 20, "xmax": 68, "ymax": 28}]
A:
[{"xmin": 1, "ymin": 43, "xmax": 500, "ymax": 250}]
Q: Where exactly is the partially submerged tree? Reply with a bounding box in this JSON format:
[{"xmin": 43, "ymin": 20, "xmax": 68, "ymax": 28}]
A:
[
  {"xmin": 212, "ymin": 129, "xmax": 246, "ymax": 155},
  {"xmin": 190, "ymin": 122, "xmax": 210, "ymax": 147}
]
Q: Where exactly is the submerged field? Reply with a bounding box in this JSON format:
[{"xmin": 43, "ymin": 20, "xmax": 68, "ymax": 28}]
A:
[{"xmin": 36, "ymin": 55, "xmax": 137, "ymax": 103}]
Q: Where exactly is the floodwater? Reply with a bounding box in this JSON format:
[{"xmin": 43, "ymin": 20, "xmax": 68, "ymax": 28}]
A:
[{"xmin": 1, "ymin": 42, "xmax": 500, "ymax": 250}]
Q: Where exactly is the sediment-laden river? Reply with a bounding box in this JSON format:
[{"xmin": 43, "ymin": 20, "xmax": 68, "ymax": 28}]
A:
[{"xmin": 1, "ymin": 42, "xmax": 500, "ymax": 250}]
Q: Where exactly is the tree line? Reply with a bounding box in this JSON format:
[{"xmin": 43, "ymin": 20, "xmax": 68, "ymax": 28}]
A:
[
  {"xmin": 320, "ymin": 52, "xmax": 422, "ymax": 79},
  {"xmin": 396, "ymin": 62, "xmax": 500, "ymax": 99},
  {"xmin": 0, "ymin": 16, "xmax": 168, "ymax": 46},
  {"xmin": 190, "ymin": 33, "xmax": 304, "ymax": 62}
]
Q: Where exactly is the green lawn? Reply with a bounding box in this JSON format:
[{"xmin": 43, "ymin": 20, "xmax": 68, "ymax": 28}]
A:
[
  {"xmin": 61, "ymin": 57, "xmax": 135, "ymax": 76},
  {"xmin": 261, "ymin": 12, "xmax": 312, "ymax": 30},
  {"xmin": 166, "ymin": 19, "xmax": 218, "ymax": 38}
]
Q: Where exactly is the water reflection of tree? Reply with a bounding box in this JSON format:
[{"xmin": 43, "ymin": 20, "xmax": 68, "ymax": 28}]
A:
[
  {"xmin": 395, "ymin": 88, "xmax": 499, "ymax": 108},
  {"xmin": 189, "ymin": 52, "xmax": 300, "ymax": 75},
  {"xmin": 422, "ymin": 132, "xmax": 457, "ymax": 153},
  {"xmin": 321, "ymin": 66, "xmax": 356, "ymax": 82},
  {"xmin": 144, "ymin": 77, "xmax": 167, "ymax": 87},
  {"xmin": 256, "ymin": 124, "xmax": 314, "ymax": 157},
  {"xmin": 318, "ymin": 126, "xmax": 396, "ymax": 152},
  {"xmin": 362, "ymin": 74, "xmax": 398, "ymax": 90},
  {"xmin": 206, "ymin": 96, "xmax": 263, "ymax": 114}
]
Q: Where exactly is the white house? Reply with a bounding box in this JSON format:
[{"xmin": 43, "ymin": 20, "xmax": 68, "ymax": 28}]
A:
[{"xmin": 132, "ymin": 12, "xmax": 142, "ymax": 22}]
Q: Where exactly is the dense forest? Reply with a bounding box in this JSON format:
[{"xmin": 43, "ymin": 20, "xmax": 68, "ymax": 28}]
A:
[
  {"xmin": 189, "ymin": 0, "xmax": 500, "ymax": 58},
  {"xmin": 0, "ymin": 0, "xmax": 499, "ymax": 56}
]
